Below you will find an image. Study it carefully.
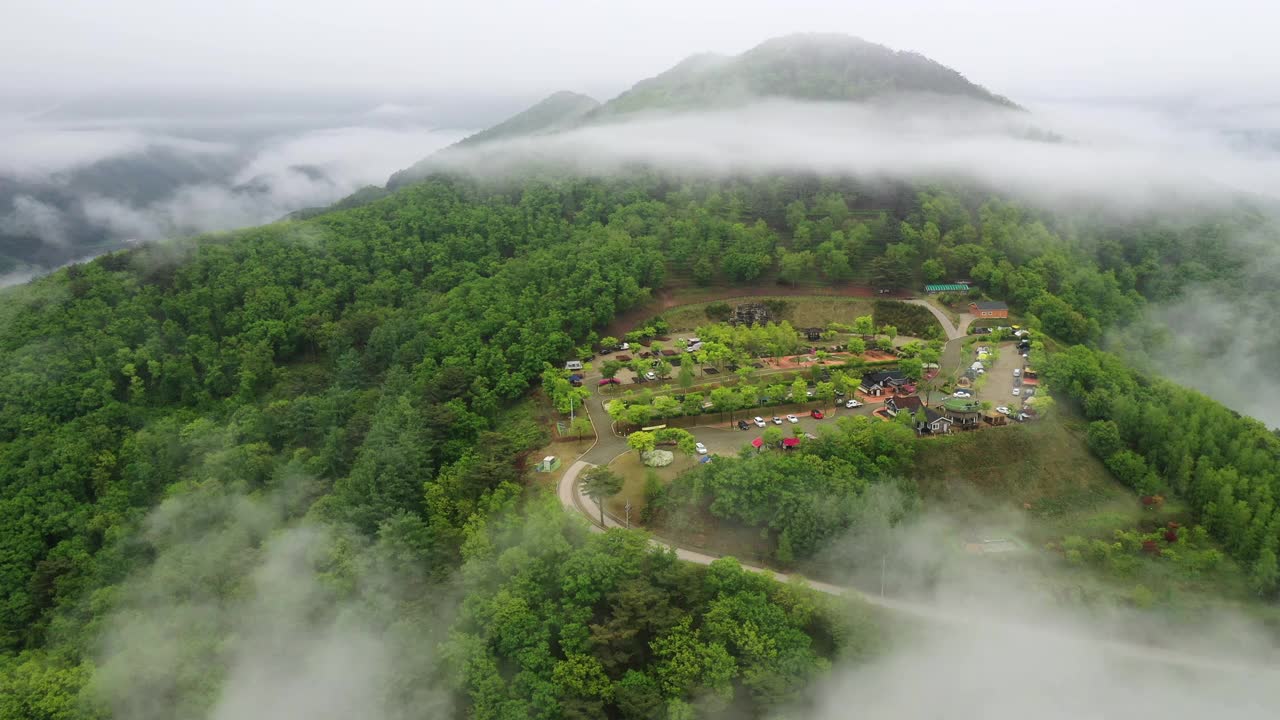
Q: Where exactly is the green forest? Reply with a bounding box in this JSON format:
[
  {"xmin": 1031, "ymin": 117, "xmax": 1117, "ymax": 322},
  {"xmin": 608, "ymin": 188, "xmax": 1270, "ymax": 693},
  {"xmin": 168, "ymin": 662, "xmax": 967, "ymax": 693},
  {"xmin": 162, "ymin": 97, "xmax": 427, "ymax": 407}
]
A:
[{"xmin": 0, "ymin": 166, "xmax": 1277, "ymax": 718}]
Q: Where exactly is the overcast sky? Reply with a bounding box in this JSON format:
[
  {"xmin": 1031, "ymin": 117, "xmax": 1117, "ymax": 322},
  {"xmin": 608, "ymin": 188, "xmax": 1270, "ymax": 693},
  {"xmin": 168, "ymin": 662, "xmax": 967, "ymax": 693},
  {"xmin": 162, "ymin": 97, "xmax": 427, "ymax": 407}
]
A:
[{"xmin": 3, "ymin": 0, "xmax": 1278, "ymax": 107}]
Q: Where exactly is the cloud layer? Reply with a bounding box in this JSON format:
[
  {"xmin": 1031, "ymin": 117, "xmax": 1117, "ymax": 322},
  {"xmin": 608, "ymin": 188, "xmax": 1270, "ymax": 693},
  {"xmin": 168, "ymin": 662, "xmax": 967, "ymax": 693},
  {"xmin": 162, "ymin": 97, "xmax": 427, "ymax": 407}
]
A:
[{"xmin": 432, "ymin": 95, "xmax": 1280, "ymax": 214}]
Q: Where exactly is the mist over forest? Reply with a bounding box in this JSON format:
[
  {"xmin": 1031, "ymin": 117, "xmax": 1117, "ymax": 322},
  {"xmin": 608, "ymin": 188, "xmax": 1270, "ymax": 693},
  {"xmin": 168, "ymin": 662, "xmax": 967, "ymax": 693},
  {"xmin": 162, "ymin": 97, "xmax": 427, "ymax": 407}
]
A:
[
  {"xmin": 0, "ymin": 89, "xmax": 497, "ymax": 283},
  {"xmin": 4, "ymin": 10, "xmax": 1280, "ymax": 720}
]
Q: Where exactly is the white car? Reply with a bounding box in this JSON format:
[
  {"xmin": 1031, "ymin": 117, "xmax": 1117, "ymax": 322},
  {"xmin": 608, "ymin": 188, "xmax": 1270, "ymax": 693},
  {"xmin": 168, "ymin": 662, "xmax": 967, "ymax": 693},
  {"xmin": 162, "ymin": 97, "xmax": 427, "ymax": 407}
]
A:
[
  {"xmin": 806, "ymin": 389, "xmax": 815, "ymax": 397},
  {"xmin": 1013, "ymin": 368, "xmax": 1021, "ymax": 377},
  {"xmin": 695, "ymin": 442, "xmax": 708, "ymax": 455},
  {"xmin": 995, "ymin": 406, "xmax": 1011, "ymax": 415},
  {"xmin": 786, "ymin": 414, "xmax": 799, "ymax": 423},
  {"xmin": 772, "ymin": 416, "xmax": 783, "ymax": 425},
  {"xmin": 645, "ymin": 371, "xmax": 656, "ymax": 380},
  {"xmin": 953, "ymin": 390, "xmax": 972, "ymax": 398},
  {"xmin": 754, "ymin": 416, "xmax": 766, "ymax": 427},
  {"xmin": 619, "ymin": 342, "xmax": 630, "ymax": 351},
  {"xmin": 1012, "ymin": 388, "xmax": 1021, "ymax": 396},
  {"xmin": 845, "ymin": 399, "xmax": 863, "ymax": 408}
]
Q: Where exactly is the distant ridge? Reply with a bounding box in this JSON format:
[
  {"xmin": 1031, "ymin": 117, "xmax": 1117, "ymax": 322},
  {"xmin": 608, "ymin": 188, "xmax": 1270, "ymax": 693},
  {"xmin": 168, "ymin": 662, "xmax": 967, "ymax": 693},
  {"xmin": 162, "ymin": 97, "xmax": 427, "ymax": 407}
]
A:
[
  {"xmin": 383, "ymin": 32, "xmax": 1019, "ymax": 189},
  {"xmin": 457, "ymin": 90, "xmax": 600, "ymax": 146}
]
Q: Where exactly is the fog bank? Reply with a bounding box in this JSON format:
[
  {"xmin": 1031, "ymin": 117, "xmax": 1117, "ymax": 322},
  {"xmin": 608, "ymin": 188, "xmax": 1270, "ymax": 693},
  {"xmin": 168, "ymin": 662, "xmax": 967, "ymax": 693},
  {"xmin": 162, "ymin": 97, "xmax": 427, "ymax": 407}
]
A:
[{"xmin": 429, "ymin": 95, "xmax": 1280, "ymax": 214}]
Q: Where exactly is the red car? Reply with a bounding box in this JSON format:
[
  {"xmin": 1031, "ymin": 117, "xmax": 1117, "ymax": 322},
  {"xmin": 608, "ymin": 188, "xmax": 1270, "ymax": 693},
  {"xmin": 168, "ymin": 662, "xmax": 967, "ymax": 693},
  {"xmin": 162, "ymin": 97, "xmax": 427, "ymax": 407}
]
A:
[
  {"xmin": 810, "ymin": 409, "xmax": 824, "ymax": 419},
  {"xmin": 598, "ymin": 377, "xmax": 620, "ymax": 386}
]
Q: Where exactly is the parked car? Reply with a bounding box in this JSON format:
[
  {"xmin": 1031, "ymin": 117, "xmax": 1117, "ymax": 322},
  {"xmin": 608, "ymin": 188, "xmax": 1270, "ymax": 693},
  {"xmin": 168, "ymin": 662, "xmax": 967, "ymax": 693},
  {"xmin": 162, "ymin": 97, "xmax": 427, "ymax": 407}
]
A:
[
  {"xmin": 805, "ymin": 390, "xmax": 815, "ymax": 398},
  {"xmin": 995, "ymin": 406, "xmax": 1011, "ymax": 415},
  {"xmin": 619, "ymin": 342, "xmax": 630, "ymax": 351},
  {"xmin": 598, "ymin": 377, "xmax": 620, "ymax": 386},
  {"xmin": 737, "ymin": 420, "xmax": 750, "ymax": 431},
  {"xmin": 645, "ymin": 371, "xmax": 656, "ymax": 380},
  {"xmin": 953, "ymin": 390, "xmax": 972, "ymax": 398},
  {"xmin": 786, "ymin": 414, "xmax": 799, "ymax": 423},
  {"xmin": 835, "ymin": 389, "xmax": 846, "ymax": 397},
  {"xmin": 1012, "ymin": 388, "xmax": 1021, "ymax": 396},
  {"xmin": 695, "ymin": 442, "xmax": 708, "ymax": 455},
  {"xmin": 1013, "ymin": 368, "xmax": 1021, "ymax": 377},
  {"xmin": 754, "ymin": 416, "xmax": 766, "ymax": 427},
  {"xmin": 810, "ymin": 409, "xmax": 825, "ymax": 419},
  {"xmin": 845, "ymin": 399, "xmax": 863, "ymax": 408},
  {"xmin": 772, "ymin": 416, "xmax": 783, "ymax": 425}
]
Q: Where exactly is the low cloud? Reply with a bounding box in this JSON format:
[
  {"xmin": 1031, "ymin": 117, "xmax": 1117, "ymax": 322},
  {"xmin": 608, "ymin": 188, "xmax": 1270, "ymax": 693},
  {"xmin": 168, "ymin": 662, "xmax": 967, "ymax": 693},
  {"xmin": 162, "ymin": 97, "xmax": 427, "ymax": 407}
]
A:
[
  {"xmin": 0, "ymin": 195, "xmax": 71, "ymax": 246},
  {"xmin": 90, "ymin": 475, "xmax": 455, "ymax": 720},
  {"xmin": 429, "ymin": 95, "xmax": 1280, "ymax": 214},
  {"xmin": 71, "ymin": 124, "xmax": 467, "ymax": 244},
  {"xmin": 790, "ymin": 492, "xmax": 1280, "ymax": 719},
  {"xmin": 0, "ymin": 112, "xmax": 467, "ymax": 275}
]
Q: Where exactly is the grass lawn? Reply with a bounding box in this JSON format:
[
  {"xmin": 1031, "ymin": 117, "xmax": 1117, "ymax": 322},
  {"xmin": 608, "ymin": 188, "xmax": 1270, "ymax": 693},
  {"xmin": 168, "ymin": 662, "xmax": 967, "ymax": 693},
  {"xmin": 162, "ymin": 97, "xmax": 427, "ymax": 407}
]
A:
[
  {"xmin": 523, "ymin": 438, "xmax": 595, "ymax": 491},
  {"xmin": 661, "ymin": 295, "xmax": 874, "ymax": 332},
  {"xmin": 604, "ymin": 450, "xmax": 698, "ymax": 521},
  {"xmin": 601, "ymin": 450, "xmax": 776, "ymax": 565},
  {"xmin": 911, "ymin": 413, "xmax": 1271, "ymax": 615},
  {"xmin": 913, "ymin": 415, "xmax": 1132, "ymax": 533}
]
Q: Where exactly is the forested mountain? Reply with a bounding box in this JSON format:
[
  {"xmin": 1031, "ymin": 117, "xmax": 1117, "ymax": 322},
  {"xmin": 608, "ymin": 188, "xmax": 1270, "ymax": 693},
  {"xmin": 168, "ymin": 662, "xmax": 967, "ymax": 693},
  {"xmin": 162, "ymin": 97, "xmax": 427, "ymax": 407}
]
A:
[
  {"xmin": 587, "ymin": 33, "xmax": 1017, "ymax": 118},
  {"xmin": 389, "ymin": 33, "xmax": 1016, "ymax": 187},
  {"xmin": 4, "ymin": 27, "xmax": 1280, "ymax": 720},
  {"xmin": 0, "ymin": 147, "xmax": 246, "ymax": 275},
  {"xmin": 458, "ymin": 90, "xmax": 600, "ymax": 145},
  {"xmin": 2, "ymin": 160, "xmax": 1277, "ymax": 717}
]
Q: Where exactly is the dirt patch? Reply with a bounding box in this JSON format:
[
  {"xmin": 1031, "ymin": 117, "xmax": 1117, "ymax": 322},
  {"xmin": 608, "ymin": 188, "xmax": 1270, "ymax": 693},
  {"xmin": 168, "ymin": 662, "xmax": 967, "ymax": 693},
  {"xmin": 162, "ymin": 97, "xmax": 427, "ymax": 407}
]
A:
[
  {"xmin": 773, "ymin": 352, "xmax": 853, "ymax": 370},
  {"xmin": 604, "ymin": 286, "xmax": 909, "ymax": 338}
]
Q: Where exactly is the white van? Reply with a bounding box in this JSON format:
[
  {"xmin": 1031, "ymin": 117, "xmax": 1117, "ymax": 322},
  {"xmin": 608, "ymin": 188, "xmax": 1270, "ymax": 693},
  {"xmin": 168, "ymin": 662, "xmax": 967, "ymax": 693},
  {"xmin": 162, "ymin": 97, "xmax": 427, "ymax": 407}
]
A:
[{"xmin": 565, "ymin": 360, "xmax": 583, "ymax": 371}]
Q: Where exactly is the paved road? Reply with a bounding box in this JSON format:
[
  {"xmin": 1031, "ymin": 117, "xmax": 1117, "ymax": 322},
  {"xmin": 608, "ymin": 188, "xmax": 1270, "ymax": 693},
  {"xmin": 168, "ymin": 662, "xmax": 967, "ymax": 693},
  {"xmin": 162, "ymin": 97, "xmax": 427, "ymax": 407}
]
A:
[
  {"xmin": 555, "ymin": 458, "xmax": 1279, "ymax": 678},
  {"xmin": 906, "ymin": 298, "xmax": 973, "ymax": 341},
  {"xmin": 903, "ymin": 298, "xmax": 973, "ymax": 386}
]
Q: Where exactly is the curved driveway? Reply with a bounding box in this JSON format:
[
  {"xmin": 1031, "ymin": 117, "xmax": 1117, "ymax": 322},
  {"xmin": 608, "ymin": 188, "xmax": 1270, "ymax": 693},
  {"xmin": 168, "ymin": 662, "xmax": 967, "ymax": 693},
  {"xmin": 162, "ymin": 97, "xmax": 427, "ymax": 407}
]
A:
[{"xmin": 555, "ymin": 454, "xmax": 1278, "ymax": 678}]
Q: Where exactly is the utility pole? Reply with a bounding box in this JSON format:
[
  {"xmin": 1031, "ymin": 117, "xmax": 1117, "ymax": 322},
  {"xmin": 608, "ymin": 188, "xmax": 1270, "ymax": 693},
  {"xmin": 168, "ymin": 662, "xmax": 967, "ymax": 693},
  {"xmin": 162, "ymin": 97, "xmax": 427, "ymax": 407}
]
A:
[
  {"xmin": 625, "ymin": 501, "xmax": 632, "ymax": 529},
  {"xmin": 880, "ymin": 553, "xmax": 887, "ymax": 597}
]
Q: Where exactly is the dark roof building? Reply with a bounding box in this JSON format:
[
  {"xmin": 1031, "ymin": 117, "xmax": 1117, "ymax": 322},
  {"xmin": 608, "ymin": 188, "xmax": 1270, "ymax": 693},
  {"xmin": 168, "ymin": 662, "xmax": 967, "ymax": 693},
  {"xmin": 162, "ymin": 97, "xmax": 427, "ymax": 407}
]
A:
[
  {"xmin": 918, "ymin": 407, "xmax": 954, "ymax": 434},
  {"xmin": 885, "ymin": 395, "xmax": 923, "ymax": 416},
  {"xmin": 969, "ymin": 300, "xmax": 1009, "ymax": 319},
  {"xmin": 859, "ymin": 370, "xmax": 908, "ymax": 396}
]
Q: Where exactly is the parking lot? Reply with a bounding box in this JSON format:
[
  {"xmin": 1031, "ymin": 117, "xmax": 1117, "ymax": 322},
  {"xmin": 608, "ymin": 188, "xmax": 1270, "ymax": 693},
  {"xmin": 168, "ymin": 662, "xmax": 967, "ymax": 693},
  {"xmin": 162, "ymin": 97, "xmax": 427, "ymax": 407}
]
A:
[
  {"xmin": 969, "ymin": 341, "xmax": 1030, "ymax": 414},
  {"xmin": 689, "ymin": 400, "xmax": 878, "ymax": 455}
]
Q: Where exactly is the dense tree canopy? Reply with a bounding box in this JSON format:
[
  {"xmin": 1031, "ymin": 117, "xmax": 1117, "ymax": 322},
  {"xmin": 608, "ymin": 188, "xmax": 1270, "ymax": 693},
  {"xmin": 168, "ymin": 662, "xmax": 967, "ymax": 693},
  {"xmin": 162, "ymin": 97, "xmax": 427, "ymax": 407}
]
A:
[{"xmin": 0, "ymin": 165, "xmax": 1275, "ymax": 717}]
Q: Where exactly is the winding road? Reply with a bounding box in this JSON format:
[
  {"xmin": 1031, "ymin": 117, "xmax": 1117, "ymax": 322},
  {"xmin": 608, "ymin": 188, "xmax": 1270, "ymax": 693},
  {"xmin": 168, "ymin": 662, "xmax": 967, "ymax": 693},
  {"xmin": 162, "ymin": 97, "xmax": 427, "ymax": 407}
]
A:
[
  {"xmin": 556, "ymin": 406, "xmax": 1280, "ymax": 678},
  {"xmin": 560, "ymin": 294, "xmax": 1277, "ymax": 675}
]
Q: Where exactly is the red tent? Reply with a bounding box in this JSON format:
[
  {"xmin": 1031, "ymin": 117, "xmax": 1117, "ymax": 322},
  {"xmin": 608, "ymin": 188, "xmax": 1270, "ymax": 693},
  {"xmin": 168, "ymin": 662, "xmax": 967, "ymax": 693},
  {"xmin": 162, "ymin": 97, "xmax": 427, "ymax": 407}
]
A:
[
  {"xmin": 751, "ymin": 437, "xmax": 764, "ymax": 448},
  {"xmin": 782, "ymin": 437, "xmax": 800, "ymax": 448}
]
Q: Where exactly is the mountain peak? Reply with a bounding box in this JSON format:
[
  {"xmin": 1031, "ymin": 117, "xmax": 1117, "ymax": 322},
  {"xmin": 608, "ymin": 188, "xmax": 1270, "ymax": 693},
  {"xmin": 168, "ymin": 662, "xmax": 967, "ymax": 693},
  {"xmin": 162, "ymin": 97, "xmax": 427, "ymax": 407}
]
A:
[{"xmin": 588, "ymin": 32, "xmax": 1017, "ymax": 119}]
